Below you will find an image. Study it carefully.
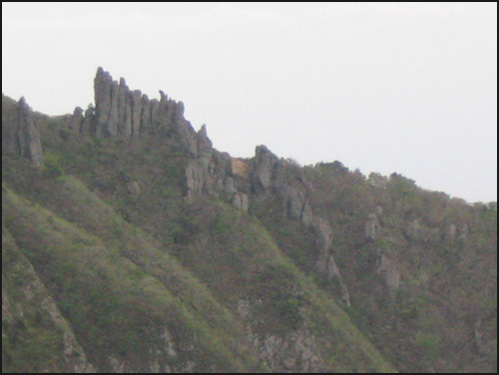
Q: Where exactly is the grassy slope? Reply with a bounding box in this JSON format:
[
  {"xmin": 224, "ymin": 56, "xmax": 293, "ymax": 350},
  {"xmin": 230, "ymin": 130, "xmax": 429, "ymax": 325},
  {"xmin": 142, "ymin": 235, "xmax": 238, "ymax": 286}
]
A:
[
  {"xmin": 2, "ymin": 159, "xmax": 395, "ymax": 372},
  {"xmin": 1, "ymin": 160, "xmax": 397, "ymax": 373},
  {"xmin": 2, "ymin": 182, "xmax": 266, "ymax": 372},
  {"xmin": 3, "ymin": 96, "xmax": 495, "ymax": 372}
]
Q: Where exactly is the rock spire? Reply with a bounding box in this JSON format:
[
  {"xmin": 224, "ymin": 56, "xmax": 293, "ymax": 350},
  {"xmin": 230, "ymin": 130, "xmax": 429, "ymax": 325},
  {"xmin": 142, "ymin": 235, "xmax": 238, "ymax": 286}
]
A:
[{"xmin": 2, "ymin": 96, "xmax": 44, "ymax": 167}]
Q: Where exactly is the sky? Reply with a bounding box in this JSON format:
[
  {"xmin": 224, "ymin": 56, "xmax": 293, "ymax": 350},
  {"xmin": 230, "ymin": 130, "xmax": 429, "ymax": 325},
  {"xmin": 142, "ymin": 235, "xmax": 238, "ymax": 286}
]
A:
[{"xmin": 2, "ymin": 3, "xmax": 497, "ymax": 203}]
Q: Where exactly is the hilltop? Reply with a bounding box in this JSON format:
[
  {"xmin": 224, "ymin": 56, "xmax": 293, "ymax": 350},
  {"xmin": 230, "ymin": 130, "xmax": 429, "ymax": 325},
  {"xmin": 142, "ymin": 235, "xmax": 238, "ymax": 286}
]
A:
[{"xmin": 2, "ymin": 68, "xmax": 496, "ymax": 373}]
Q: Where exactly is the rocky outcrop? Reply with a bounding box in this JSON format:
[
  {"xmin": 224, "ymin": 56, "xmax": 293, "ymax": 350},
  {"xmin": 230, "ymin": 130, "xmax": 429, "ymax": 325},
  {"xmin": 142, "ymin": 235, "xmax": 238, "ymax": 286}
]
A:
[
  {"xmin": 249, "ymin": 146, "xmax": 351, "ymax": 305},
  {"xmin": 185, "ymin": 162, "xmax": 207, "ymax": 201},
  {"xmin": 365, "ymin": 213, "xmax": 381, "ymax": 240},
  {"xmin": 70, "ymin": 67, "xmax": 198, "ymax": 153},
  {"xmin": 251, "ymin": 145, "xmax": 285, "ymax": 194},
  {"xmin": 126, "ymin": 181, "xmax": 141, "ymax": 196},
  {"xmin": 458, "ymin": 223, "xmax": 469, "ymax": 241},
  {"xmin": 209, "ymin": 150, "xmax": 235, "ymax": 195},
  {"xmin": 80, "ymin": 105, "xmax": 95, "ymax": 136},
  {"xmin": 2, "ymin": 96, "xmax": 44, "ymax": 167},
  {"xmin": 312, "ymin": 218, "xmax": 351, "ymax": 306},
  {"xmin": 233, "ymin": 192, "xmax": 249, "ymax": 212},
  {"xmin": 65, "ymin": 68, "xmax": 241, "ymax": 205},
  {"xmin": 93, "ymin": 68, "xmax": 144, "ymax": 140},
  {"xmin": 313, "ymin": 218, "xmax": 334, "ymax": 272},
  {"xmin": 252, "ymin": 327, "xmax": 326, "ymax": 372},
  {"xmin": 377, "ymin": 254, "xmax": 401, "ymax": 296},
  {"xmin": 445, "ymin": 222, "xmax": 468, "ymax": 242},
  {"xmin": 184, "ymin": 146, "xmax": 244, "ymax": 204},
  {"xmin": 69, "ymin": 106, "xmax": 84, "ymax": 132},
  {"xmin": 285, "ymin": 188, "xmax": 313, "ymax": 226},
  {"xmin": 197, "ymin": 124, "xmax": 213, "ymax": 160},
  {"xmin": 79, "ymin": 68, "xmax": 249, "ymax": 205}
]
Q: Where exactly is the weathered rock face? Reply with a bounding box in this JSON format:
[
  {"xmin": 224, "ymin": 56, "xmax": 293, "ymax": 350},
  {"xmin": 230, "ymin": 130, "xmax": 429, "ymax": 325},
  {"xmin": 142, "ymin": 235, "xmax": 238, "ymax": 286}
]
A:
[
  {"xmin": 377, "ymin": 254, "xmax": 401, "ymax": 296},
  {"xmin": 248, "ymin": 145, "xmax": 351, "ymax": 306},
  {"xmin": 126, "ymin": 181, "xmax": 141, "ymax": 196},
  {"xmin": 251, "ymin": 145, "xmax": 284, "ymax": 194},
  {"xmin": 67, "ymin": 68, "xmax": 246, "ymax": 204},
  {"xmin": 18, "ymin": 97, "xmax": 44, "ymax": 166},
  {"xmin": 233, "ymin": 192, "xmax": 249, "ymax": 212},
  {"xmin": 365, "ymin": 213, "xmax": 381, "ymax": 240},
  {"xmin": 197, "ymin": 124, "xmax": 213, "ymax": 160},
  {"xmin": 72, "ymin": 67, "xmax": 199, "ymax": 153},
  {"xmin": 312, "ymin": 218, "xmax": 351, "ymax": 306},
  {"xmin": 458, "ymin": 222, "xmax": 469, "ymax": 241},
  {"xmin": 82, "ymin": 68, "xmax": 252, "ymax": 204},
  {"xmin": 285, "ymin": 188, "xmax": 313, "ymax": 226},
  {"xmin": 80, "ymin": 105, "xmax": 95, "ymax": 136},
  {"xmin": 184, "ymin": 146, "xmax": 244, "ymax": 203},
  {"xmin": 93, "ymin": 68, "xmax": 144, "ymax": 140},
  {"xmin": 185, "ymin": 162, "xmax": 207, "ymax": 201},
  {"xmin": 2, "ymin": 96, "xmax": 44, "ymax": 167},
  {"xmin": 209, "ymin": 150, "xmax": 234, "ymax": 195},
  {"xmin": 2, "ymin": 96, "xmax": 20, "ymax": 157},
  {"xmin": 251, "ymin": 327, "xmax": 326, "ymax": 372},
  {"xmin": 313, "ymin": 218, "xmax": 334, "ymax": 266},
  {"xmin": 69, "ymin": 106, "xmax": 84, "ymax": 132},
  {"xmin": 444, "ymin": 222, "xmax": 468, "ymax": 242}
]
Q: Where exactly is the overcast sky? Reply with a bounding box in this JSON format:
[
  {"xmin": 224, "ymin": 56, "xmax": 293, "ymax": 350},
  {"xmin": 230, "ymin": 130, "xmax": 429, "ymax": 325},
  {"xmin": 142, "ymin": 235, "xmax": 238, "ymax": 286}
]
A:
[{"xmin": 2, "ymin": 3, "xmax": 497, "ymax": 203}]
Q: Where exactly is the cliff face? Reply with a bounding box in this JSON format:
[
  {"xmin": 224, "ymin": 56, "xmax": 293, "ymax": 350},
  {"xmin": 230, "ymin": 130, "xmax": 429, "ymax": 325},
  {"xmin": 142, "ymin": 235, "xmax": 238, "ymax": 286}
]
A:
[
  {"xmin": 87, "ymin": 67, "xmax": 354, "ymax": 327},
  {"xmin": 2, "ymin": 96, "xmax": 44, "ymax": 167},
  {"xmin": 2, "ymin": 68, "xmax": 497, "ymax": 373}
]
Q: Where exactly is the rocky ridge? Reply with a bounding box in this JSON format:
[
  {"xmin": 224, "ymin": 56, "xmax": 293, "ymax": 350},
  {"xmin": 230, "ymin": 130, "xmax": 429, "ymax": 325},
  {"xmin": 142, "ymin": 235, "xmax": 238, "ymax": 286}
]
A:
[
  {"xmin": 248, "ymin": 145, "xmax": 351, "ymax": 305},
  {"xmin": 3, "ymin": 68, "xmax": 473, "ymax": 309},
  {"xmin": 3, "ymin": 68, "xmax": 353, "ymax": 307},
  {"xmin": 2, "ymin": 67, "xmax": 495, "ymax": 373},
  {"xmin": 74, "ymin": 68, "xmax": 355, "ymax": 360}
]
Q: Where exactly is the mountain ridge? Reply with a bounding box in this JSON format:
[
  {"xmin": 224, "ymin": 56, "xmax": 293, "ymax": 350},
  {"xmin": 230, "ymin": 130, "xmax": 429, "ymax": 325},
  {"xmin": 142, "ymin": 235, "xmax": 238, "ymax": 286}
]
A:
[{"xmin": 2, "ymin": 68, "xmax": 496, "ymax": 373}]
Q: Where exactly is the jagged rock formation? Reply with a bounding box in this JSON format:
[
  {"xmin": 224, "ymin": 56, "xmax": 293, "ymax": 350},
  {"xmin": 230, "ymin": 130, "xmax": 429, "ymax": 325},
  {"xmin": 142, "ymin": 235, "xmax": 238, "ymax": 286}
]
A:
[
  {"xmin": 2, "ymin": 96, "xmax": 44, "ymax": 167},
  {"xmin": 69, "ymin": 106, "xmax": 85, "ymax": 133},
  {"xmin": 65, "ymin": 68, "xmax": 245, "ymax": 205},
  {"xmin": 248, "ymin": 145, "xmax": 351, "ymax": 305},
  {"xmin": 3, "ymin": 68, "xmax": 496, "ymax": 374},
  {"xmin": 250, "ymin": 145, "xmax": 285, "ymax": 195},
  {"xmin": 285, "ymin": 188, "xmax": 313, "ymax": 226},
  {"xmin": 93, "ymin": 68, "xmax": 141, "ymax": 140},
  {"xmin": 70, "ymin": 67, "xmax": 196, "ymax": 154}
]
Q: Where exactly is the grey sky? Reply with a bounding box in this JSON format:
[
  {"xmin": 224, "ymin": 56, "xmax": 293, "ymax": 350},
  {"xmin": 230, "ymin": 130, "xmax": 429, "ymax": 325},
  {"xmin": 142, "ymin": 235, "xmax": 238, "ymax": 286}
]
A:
[{"xmin": 2, "ymin": 3, "xmax": 497, "ymax": 203}]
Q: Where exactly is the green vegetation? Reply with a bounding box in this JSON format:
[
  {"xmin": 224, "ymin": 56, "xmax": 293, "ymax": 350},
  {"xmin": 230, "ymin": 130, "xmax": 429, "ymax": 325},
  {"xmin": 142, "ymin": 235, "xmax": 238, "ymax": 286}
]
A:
[{"xmin": 2, "ymin": 94, "xmax": 496, "ymax": 373}]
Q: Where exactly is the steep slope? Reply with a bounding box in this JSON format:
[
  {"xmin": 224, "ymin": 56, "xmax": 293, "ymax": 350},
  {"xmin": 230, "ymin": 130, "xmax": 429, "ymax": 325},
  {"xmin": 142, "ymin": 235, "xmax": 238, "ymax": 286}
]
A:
[
  {"xmin": 3, "ymin": 224, "xmax": 95, "ymax": 373},
  {"xmin": 2, "ymin": 182, "xmax": 266, "ymax": 372},
  {"xmin": 2, "ymin": 67, "xmax": 496, "ymax": 373}
]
